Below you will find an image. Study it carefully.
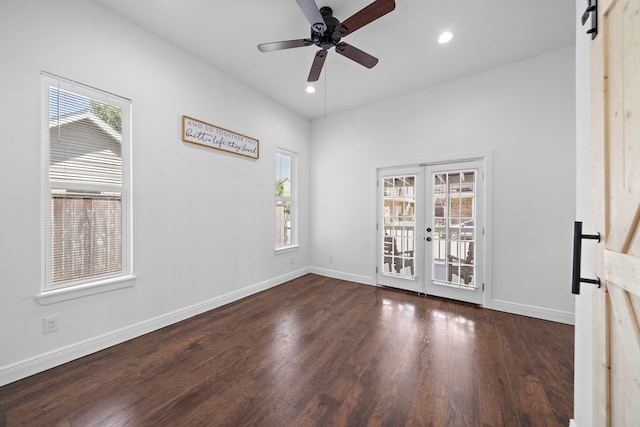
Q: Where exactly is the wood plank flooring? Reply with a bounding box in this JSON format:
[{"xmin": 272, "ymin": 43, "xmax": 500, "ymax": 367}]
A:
[{"xmin": 0, "ymin": 274, "xmax": 574, "ymax": 426}]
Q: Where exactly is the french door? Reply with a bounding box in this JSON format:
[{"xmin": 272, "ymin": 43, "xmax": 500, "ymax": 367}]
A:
[
  {"xmin": 424, "ymin": 161, "xmax": 484, "ymax": 305},
  {"xmin": 377, "ymin": 160, "xmax": 485, "ymax": 305},
  {"xmin": 376, "ymin": 167, "xmax": 424, "ymax": 293}
]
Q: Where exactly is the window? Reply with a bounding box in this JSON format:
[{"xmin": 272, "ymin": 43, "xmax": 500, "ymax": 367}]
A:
[
  {"xmin": 40, "ymin": 73, "xmax": 133, "ymax": 299},
  {"xmin": 275, "ymin": 149, "xmax": 297, "ymax": 249}
]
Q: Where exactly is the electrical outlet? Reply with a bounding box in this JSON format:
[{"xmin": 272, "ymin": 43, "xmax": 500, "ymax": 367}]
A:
[
  {"xmin": 43, "ymin": 315, "xmax": 59, "ymax": 333},
  {"xmin": 290, "ymin": 256, "xmax": 294, "ymax": 265},
  {"xmin": 329, "ymin": 254, "xmax": 333, "ymax": 263}
]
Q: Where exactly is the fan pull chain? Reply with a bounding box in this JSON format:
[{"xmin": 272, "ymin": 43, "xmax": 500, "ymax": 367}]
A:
[{"xmin": 324, "ymin": 60, "xmax": 327, "ymax": 119}]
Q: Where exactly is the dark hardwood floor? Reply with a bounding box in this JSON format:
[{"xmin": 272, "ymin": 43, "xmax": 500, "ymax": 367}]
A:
[{"xmin": 0, "ymin": 274, "xmax": 574, "ymax": 426}]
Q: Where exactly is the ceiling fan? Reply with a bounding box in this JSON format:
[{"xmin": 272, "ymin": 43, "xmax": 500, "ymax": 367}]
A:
[{"xmin": 258, "ymin": 0, "xmax": 396, "ymax": 82}]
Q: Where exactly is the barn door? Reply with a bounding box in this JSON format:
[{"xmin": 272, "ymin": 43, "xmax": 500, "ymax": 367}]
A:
[{"xmin": 590, "ymin": 0, "xmax": 640, "ymax": 425}]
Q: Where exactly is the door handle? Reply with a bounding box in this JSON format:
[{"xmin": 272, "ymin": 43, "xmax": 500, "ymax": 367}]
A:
[{"xmin": 571, "ymin": 221, "xmax": 601, "ymax": 295}]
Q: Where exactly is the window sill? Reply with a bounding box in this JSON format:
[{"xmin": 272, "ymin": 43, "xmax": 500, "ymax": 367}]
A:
[
  {"xmin": 275, "ymin": 244, "xmax": 299, "ymax": 255},
  {"xmin": 36, "ymin": 274, "xmax": 136, "ymax": 305}
]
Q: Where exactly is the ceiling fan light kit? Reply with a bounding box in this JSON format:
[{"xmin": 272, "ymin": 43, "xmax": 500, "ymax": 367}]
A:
[
  {"xmin": 438, "ymin": 31, "xmax": 454, "ymax": 44},
  {"xmin": 258, "ymin": 0, "xmax": 396, "ymax": 82}
]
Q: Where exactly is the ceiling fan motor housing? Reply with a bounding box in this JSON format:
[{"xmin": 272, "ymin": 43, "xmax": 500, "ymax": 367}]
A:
[{"xmin": 312, "ymin": 7, "xmax": 345, "ymax": 50}]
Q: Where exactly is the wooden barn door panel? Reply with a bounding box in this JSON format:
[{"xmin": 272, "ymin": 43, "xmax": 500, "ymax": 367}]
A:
[{"xmin": 591, "ymin": 0, "xmax": 640, "ymax": 425}]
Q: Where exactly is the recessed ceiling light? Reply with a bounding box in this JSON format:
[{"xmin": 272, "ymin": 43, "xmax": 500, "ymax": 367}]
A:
[
  {"xmin": 438, "ymin": 31, "xmax": 453, "ymax": 44},
  {"xmin": 306, "ymin": 85, "xmax": 316, "ymax": 94}
]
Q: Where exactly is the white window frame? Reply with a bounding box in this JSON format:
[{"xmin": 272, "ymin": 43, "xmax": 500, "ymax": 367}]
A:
[
  {"xmin": 275, "ymin": 148, "xmax": 298, "ymax": 252},
  {"xmin": 38, "ymin": 73, "xmax": 135, "ymax": 305}
]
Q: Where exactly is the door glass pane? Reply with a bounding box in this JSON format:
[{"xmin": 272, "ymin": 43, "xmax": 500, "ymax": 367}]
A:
[
  {"xmin": 382, "ymin": 175, "xmax": 416, "ymax": 277},
  {"xmin": 431, "ymin": 170, "xmax": 476, "ymax": 287}
]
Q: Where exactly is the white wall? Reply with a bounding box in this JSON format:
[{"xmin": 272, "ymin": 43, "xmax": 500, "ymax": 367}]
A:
[
  {"xmin": 309, "ymin": 45, "xmax": 577, "ymax": 323},
  {"xmin": 573, "ymin": 0, "xmax": 594, "ymax": 425},
  {"xmin": 0, "ymin": 0, "xmax": 580, "ymax": 388},
  {"xmin": 0, "ymin": 0, "xmax": 310, "ymax": 386}
]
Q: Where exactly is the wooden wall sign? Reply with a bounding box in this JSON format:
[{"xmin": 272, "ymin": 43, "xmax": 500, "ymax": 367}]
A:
[{"xmin": 182, "ymin": 115, "xmax": 259, "ymax": 159}]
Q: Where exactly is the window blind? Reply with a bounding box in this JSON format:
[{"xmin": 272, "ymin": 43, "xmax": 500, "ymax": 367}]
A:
[{"xmin": 43, "ymin": 74, "xmax": 130, "ymax": 288}]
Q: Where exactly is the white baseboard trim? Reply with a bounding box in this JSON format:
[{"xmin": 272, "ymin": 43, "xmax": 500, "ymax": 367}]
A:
[
  {"xmin": 490, "ymin": 299, "xmax": 575, "ymax": 325},
  {"xmin": 569, "ymin": 419, "xmax": 577, "ymax": 427},
  {"xmin": 308, "ymin": 269, "xmax": 575, "ymax": 325},
  {"xmin": 309, "ymin": 266, "xmax": 374, "ymax": 286},
  {"xmin": 0, "ymin": 268, "xmax": 310, "ymax": 387}
]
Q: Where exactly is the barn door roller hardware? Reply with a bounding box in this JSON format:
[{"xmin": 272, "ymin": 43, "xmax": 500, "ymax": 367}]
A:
[
  {"xmin": 571, "ymin": 221, "xmax": 601, "ymax": 295},
  {"xmin": 581, "ymin": 0, "xmax": 597, "ymax": 40}
]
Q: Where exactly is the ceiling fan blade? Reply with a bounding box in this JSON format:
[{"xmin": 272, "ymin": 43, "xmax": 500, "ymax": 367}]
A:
[
  {"xmin": 335, "ymin": 43, "xmax": 378, "ymax": 68},
  {"xmin": 258, "ymin": 39, "xmax": 313, "ymax": 52},
  {"xmin": 296, "ymin": 0, "xmax": 326, "ymax": 33},
  {"xmin": 338, "ymin": 0, "xmax": 396, "ymax": 36},
  {"xmin": 307, "ymin": 50, "xmax": 328, "ymax": 82}
]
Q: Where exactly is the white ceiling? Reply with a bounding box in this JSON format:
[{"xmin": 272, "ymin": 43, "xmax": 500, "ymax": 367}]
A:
[{"xmin": 92, "ymin": 0, "xmax": 576, "ymax": 120}]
